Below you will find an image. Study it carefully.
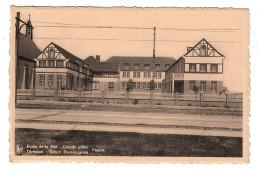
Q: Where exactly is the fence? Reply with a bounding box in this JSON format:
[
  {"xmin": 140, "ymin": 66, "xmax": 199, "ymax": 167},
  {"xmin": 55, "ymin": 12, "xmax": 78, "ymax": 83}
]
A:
[{"xmin": 17, "ymin": 89, "xmax": 243, "ymax": 108}]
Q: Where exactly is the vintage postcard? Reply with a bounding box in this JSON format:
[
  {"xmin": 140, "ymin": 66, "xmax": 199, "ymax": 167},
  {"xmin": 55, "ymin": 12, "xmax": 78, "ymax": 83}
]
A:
[{"xmin": 9, "ymin": 7, "xmax": 249, "ymax": 163}]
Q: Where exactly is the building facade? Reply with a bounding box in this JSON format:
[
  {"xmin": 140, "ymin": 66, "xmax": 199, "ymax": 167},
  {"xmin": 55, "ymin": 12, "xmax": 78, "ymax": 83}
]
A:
[
  {"xmin": 106, "ymin": 56, "xmax": 176, "ymax": 92},
  {"xmin": 162, "ymin": 39, "xmax": 224, "ymax": 94},
  {"xmin": 35, "ymin": 43, "xmax": 92, "ymax": 90},
  {"xmin": 84, "ymin": 56, "xmax": 120, "ymax": 92}
]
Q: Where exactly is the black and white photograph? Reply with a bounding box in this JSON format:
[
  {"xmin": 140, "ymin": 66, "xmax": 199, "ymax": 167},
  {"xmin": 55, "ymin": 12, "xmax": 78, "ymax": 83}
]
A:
[{"xmin": 9, "ymin": 7, "xmax": 249, "ymax": 163}]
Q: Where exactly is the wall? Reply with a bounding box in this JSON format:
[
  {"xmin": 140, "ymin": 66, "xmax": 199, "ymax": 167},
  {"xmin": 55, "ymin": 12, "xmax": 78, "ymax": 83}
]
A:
[{"xmin": 17, "ymin": 57, "xmax": 35, "ymax": 89}]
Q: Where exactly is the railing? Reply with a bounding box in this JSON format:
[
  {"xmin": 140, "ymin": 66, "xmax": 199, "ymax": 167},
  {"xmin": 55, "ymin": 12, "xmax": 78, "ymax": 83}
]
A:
[{"xmin": 17, "ymin": 89, "xmax": 243, "ymax": 104}]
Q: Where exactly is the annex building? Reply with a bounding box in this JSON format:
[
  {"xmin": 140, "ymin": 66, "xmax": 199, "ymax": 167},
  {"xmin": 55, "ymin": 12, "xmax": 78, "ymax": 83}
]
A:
[{"xmin": 162, "ymin": 39, "xmax": 225, "ymax": 94}]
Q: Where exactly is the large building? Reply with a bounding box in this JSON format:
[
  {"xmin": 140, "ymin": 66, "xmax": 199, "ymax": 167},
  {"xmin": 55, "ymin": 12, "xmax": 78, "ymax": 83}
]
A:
[
  {"xmin": 17, "ymin": 19, "xmax": 41, "ymax": 89},
  {"xmin": 106, "ymin": 56, "xmax": 176, "ymax": 92},
  {"xmin": 34, "ymin": 43, "xmax": 93, "ymax": 90},
  {"xmin": 162, "ymin": 39, "xmax": 225, "ymax": 94}
]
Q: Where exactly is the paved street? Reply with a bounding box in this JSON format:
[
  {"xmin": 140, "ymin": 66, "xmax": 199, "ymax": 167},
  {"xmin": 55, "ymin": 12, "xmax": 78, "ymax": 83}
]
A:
[{"xmin": 15, "ymin": 108, "xmax": 242, "ymax": 137}]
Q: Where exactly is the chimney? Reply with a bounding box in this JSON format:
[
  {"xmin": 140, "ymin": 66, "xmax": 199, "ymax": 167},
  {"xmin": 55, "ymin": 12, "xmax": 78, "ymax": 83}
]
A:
[
  {"xmin": 96, "ymin": 55, "xmax": 100, "ymax": 62},
  {"xmin": 187, "ymin": 47, "xmax": 193, "ymax": 52}
]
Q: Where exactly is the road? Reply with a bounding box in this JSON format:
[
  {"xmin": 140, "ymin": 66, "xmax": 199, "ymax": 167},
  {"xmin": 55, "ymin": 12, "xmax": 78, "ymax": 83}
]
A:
[{"xmin": 15, "ymin": 108, "xmax": 242, "ymax": 137}]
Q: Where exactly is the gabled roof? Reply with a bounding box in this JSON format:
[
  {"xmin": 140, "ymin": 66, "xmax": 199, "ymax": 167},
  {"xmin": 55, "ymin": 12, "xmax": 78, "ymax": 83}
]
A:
[
  {"xmin": 84, "ymin": 56, "xmax": 119, "ymax": 72},
  {"xmin": 18, "ymin": 34, "xmax": 41, "ymax": 60},
  {"xmin": 84, "ymin": 56, "xmax": 98, "ymax": 66},
  {"xmin": 184, "ymin": 38, "xmax": 224, "ymax": 57},
  {"xmin": 106, "ymin": 56, "xmax": 176, "ymax": 72},
  {"xmin": 49, "ymin": 42, "xmax": 86, "ymax": 64}
]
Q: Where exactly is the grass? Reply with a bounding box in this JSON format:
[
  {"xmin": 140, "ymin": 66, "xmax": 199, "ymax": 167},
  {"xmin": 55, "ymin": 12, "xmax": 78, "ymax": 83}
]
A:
[{"xmin": 15, "ymin": 128, "xmax": 242, "ymax": 157}]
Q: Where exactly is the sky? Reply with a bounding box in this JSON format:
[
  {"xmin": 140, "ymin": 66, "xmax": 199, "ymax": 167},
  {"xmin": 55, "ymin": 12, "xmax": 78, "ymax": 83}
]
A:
[{"xmin": 11, "ymin": 7, "xmax": 249, "ymax": 92}]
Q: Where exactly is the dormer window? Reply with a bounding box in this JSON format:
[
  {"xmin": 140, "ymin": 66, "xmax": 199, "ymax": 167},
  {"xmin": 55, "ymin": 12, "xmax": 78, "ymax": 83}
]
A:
[
  {"xmin": 134, "ymin": 63, "xmax": 140, "ymax": 68},
  {"xmin": 48, "ymin": 48, "xmax": 55, "ymax": 59},
  {"xmin": 200, "ymin": 44, "xmax": 207, "ymax": 56},
  {"xmin": 144, "ymin": 64, "xmax": 150, "ymax": 68},
  {"xmin": 124, "ymin": 63, "xmax": 130, "ymax": 67},
  {"xmin": 155, "ymin": 64, "xmax": 160, "ymax": 68}
]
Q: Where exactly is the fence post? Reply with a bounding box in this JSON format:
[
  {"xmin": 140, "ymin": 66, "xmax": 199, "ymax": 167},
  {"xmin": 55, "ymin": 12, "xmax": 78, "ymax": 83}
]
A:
[
  {"xmin": 226, "ymin": 93, "xmax": 230, "ymax": 108},
  {"xmin": 125, "ymin": 91, "xmax": 129, "ymax": 104},
  {"xmin": 78, "ymin": 90, "xmax": 81, "ymax": 98},
  {"xmin": 54, "ymin": 89, "xmax": 58, "ymax": 101},
  {"xmin": 102, "ymin": 90, "xmax": 105, "ymax": 103},
  {"xmin": 150, "ymin": 91, "xmax": 153, "ymax": 105},
  {"xmin": 200, "ymin": 93, "xmax": 204, "ymax": 107},
  {"xmin": 31, "ymin": 88, "xmax": 35, "ymax": 100},
  {"xmin": 175, "ymin": 92, "xmax": 178, "ymax": 106}
]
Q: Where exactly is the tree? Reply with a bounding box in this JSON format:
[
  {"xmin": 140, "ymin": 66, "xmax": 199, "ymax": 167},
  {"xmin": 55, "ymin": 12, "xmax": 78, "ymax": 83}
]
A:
[
  {"xmin": 126, "ymin": 79, "xmax": 134, "ymax": 92},
  {"xmin": 149, "ymin": 79, "xmax": 155, "ymax": 91},
  {"xmin": 192, "ymin": 85, "xmax": 200, "ymax": 94},
  {"xmin": 82, "ymin": 77, "xmax": 91, "ymax": 91},
  {"xmin": 192, "ymin": 85, "xmax": 200, "ymax": 100}
]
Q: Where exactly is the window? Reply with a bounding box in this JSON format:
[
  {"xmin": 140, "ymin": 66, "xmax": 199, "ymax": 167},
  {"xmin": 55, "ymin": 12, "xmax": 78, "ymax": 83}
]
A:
[
  {"xmin": 158, "ymin": 82, "xmax": 162, "ymax": 89},
  {"xmin": 210, "ymin": 64, "xmax": 218, "ymax": 73},
  {"xmin": 200, "ymin": 64, "xmax": 207, "ymax": 72},
  {"xmin": 143, "ymin": 82, "xmax": 147, "ymax": 89},
  {"xmin": 127, "ymin": 71, "xmax": 130, "ymax": 78},
  {"xmin": 133, "ymin": 72, "xmax": 136, "ymax": 78},
  {"xmin": 108, "ymin": 82, "xmax": 114, "ymax": 88},
  {"xmin": 39, "ymin": 75, "xmax": 45, "ymax": 87},
  {"xmin": 200, "ymin": 44, "xmax": 207, "ymax": 56},
  {"xmin": 47, "ymin": 75, "xmax": 54, "ymax": 88},
  {"xmin": 144, "ymin": 72, "xmax": 151, "ymax": 78},
  {"xmin": 134, "ymin": 63, "xmax": 140, "ymax": 68},
  {"xmin": 200, "ymin": 81, "xmax": 206, "ymax": 93},
  {"xmin": 48, "ymin": 60, "xmax": 55, "ymax": 67},
  {"xmin": 155, "ymin": 72, "xmax": 162, "ymax": 79},
  {"xmin": 189, "ymin": 80, "xmax": 196, "ymax": 92},
  {"xmin": 56, "ymin": 60, "xmax": 64, "ymax": 67},
  {"xmin": 133, "ymin": 82, "xmax": 136, "ymax": 89},
  {"xmin": 48, "ymin": 48, "xmax": 55, "ymax": 59},
  {"xmin": 39, "ymin": 60, "xmax": 46, "ymax": 67},
  {"xmin": 211, "ymin": 81, "xmax": 217, "ymax": 93},
  {"xmin": 144, "ymin": 64, "xmax": 150, "ymax": 68},
  {"xmin": 189, "ymin": 64, "xmax": 196, "ymax": 72},
  {"xmin": 154, "ymin": 82, "xmax": 158, "ymax": 89},
  {"xmin": 92, "ymin": 81, "xmax": 99, "ymax": 89},
  {"xmin": 137, "ymin": 72, "xmax": 140, "ymax": 78},
  {"xmin": 155, "ymin": 64, "xmax": 160, "ymax": 68},
  {"xmin": 57, "ymin": 75, "xmax": 62, "ymax": 88},
  {"xmin": 124, "ymin": 63, "xmax": 130, "ymax": 67},
  {"xmin": 136, "ymin": 82, "xmax": 140, "ymax": 88},
  {"xmin": 123, "ymin": 72, "xmax": 127, "ymax": 78}
]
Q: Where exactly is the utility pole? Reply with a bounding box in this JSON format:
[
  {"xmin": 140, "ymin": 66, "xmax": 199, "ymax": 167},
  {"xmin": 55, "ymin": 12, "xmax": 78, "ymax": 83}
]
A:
[{"xmin": 152, "ymin": 27, "xmax": 156, "ymax": 81}]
